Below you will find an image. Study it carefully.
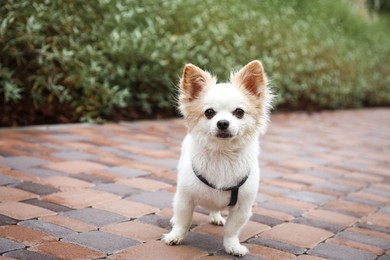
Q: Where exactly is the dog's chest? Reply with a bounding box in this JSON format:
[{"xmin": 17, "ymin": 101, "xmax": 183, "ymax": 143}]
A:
[{"xmin": 193, "ymin": 187, "xmax": 231, "ymax": 210}]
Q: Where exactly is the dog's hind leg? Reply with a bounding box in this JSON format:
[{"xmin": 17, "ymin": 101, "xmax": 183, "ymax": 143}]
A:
[{"xmin": 209, "ymin": 211, "xmax": 226, "ymax": 226}]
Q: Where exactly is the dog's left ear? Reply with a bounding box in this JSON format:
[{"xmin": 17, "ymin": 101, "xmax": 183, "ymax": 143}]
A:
[{"xmin": 231, "ymin": 60, "xmax": 268, "ymax": 96}]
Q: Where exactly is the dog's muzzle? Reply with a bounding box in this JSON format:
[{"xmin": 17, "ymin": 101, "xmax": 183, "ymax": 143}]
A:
[{"xmin": 216, "ymin": 120, "xmax": 233, "ymax": 138}]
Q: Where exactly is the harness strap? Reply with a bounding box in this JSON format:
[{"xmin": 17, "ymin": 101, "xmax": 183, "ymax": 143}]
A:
[{"xmin": 192, "ymin": 164, "xmax": 249, "ymax": 207}]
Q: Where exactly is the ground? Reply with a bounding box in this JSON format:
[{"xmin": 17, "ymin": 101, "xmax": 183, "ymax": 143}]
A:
[{"xmin": 0, "ymin": 108, "xmax": 389, "ymax": 259}]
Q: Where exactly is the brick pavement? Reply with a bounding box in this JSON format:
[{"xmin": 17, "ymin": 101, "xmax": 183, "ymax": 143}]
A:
[{"xmin": 0, "ymin": 108, "xmax": 389, "ymax": 260}]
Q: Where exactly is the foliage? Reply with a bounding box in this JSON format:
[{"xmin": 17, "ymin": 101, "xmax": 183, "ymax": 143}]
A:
[{"xmin": 1, "ymin": 0, "xmax": 390, "ymax": 125}]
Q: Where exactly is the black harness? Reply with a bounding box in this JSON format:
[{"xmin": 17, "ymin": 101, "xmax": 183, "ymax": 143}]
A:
[{"xmin": 192, "ymin": 164, "xmax": 250, "ymax": 207}]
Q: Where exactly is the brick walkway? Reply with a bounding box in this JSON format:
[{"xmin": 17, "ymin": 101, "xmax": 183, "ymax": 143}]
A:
[{"xmin": 0, "ymin": 109, "xmax": 389, "ymax": 260}]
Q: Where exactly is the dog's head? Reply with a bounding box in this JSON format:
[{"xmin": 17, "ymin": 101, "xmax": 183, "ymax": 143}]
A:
[{"xmin": 178, "ymin": 60, "xmax": 272, "ymax": 144}]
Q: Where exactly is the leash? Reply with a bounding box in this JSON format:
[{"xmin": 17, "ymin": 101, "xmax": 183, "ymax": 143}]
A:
[{"xmin": 192, "ymin": 164, "xmax": 249, "ymax": 207}]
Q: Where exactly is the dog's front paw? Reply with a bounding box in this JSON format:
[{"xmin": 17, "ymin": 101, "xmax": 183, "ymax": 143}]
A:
[
  {"xmin": 162, "ymin": 232, "xmax": 184, "ymax": 246},
  {"xmin": 225, "ymin": 244, "xmax": 248, "ymax": 257},
  {"xmin": 224, "ymin": 238, "xmax": 248, "ymax": 257}
]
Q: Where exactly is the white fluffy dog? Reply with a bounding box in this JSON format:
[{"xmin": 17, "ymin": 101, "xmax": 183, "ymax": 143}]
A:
[{"xmin": 163, "ymin": 60, "xmax": 273, "ymax": 257}]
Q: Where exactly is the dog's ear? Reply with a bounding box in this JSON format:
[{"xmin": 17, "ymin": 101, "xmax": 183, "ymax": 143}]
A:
[
  {"xmin": 231, "ymin": 60, "xmax": 268, "ymax": 96},
  {"xmin": 180, "ymin": 64, "xmax": 215, "ymax": 101}
]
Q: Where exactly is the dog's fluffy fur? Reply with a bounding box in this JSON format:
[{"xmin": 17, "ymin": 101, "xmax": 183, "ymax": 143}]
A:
[{"xmin": 163, "ymin": 60, "xmax": 272, "ymax": 257}]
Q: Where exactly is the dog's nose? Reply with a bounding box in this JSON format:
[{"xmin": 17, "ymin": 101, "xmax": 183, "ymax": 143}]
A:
[{"xmin": 217, "ymin": 120, "xmax": 229, "ymax": 130}]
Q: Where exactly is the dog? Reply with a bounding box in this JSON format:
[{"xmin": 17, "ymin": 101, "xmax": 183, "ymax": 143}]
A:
[{"xmin": 163, "ymin": 60, "xmax": 273, "ymax": 257}]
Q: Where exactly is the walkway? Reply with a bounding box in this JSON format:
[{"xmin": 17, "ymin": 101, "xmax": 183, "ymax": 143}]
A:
[{"xmin": 0, "ymin": 109, "xmax": 389, "ymax": 259}]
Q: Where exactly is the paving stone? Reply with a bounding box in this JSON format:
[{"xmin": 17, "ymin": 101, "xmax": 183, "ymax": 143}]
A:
[
  {"xmin": 52, "ymin": 151, "xmax": 96, "ymax": 161},
  {"xmin": 361, "ymin": 212, "xmax": 390, "ymax": 229},
  {"xmin": 303, "ymin": 209, "xmax": 357, "ymax": 227},
  {"xmin": 378, "ymin": 255, "xmax": 390, "ymax": 260},
  {"xmin": 345, "ymin": 195, "xmax": 386, "ymax": 208},
  {"xmin": 347, "ymin": 226, "xmax": 390, "ymax": 242},
  {"xmin": 117, "ymin": 177, "xmax": 172, "ymax": 191},
  {"xmin": 182, "ymin": 232, "xmax": 224, "ymax": 253},
  {"xmin": 0, "ymin": 214, "xmax": 17, "ymax": 226},
  {"xmin": 295, "ymin": 255, "xmax": 328, "ymax": 260},
  {"xmin": 259, "ymin": 202, "xmax": 304, "ymax": 217},
  {"xmin": 253, "ymin": 207, "xmax": 295, "ymax": 221},
  {"xmin": 255, "ymin": 193, "xmax": 272, "ymax": 204},
  {"xmin": 0, "ymin": 156, "xmax": 49, "ymax": 169},
  {"xmin": 363, "ymin": 187, "xmax": 390, "ymax": 198},
  {"xmin": 108, "ymin": 240, "xmax": 207, "ymax": 260},
  {"xmin": 72, "ymin": 173, "xmax": 113, "ymax": 184},
  {"xmin": 215, "ymin": 249, "xmax": 262, "ymax": 259},
  {"xmin": 43, "ymin": 160, "xmax": 107, "ymax": 174},
  {"xmin": 19, "ymin": 167, "xmax": 65, "ymax": 178},
  {"xmin": 356, "ymin": 223, "xmax": 390, "ymax": 235},
  {"xmin": 94, "ymin": 183, "xmax": 141, "ymax": 197},
  {"xmin": 129, "ymin": 190, "xmax": 174, "ymax": 209},
  {"xmin": 128, "ymin": 155, "xmax": 177, "ymax": 170},
  {"xmin": 307, "ymin": 242, "xmax": 376, "ymax": 260},
  {"xmin": 260, "ymin": 184, "xmax": 291, "ymax": 196},
  {"xmin": 260, "ymin": 223, "xmax": 333, "ymax": 248},
  {"xmin": 19, "ymin": 219, "xmax": 77, "ymax": 238},
  {"xmin": 102, "ymin": 166, "xmax": 150, "ymax": 178},
  {"xmin": 0, "ymin": 225, "xmax": 57, "ymax": 246},
  {"xmin": 336, "ymin": 230, "xmax": 390, "ymax": 249},
  {"xmin": 301, "ymin": 168, "xmax": 343, "ymax": 180},
  {"xmin": 0, "ymin": 237, "xmax": 25, "ymax": 254},
  {"xmin": 62, "ymin": 230, "xmax": 140, "ymax": 254},
  {"xmin": 271, "ymin": 197, "xmax": 317, "ymax": 211},
  {"xmin": 246, "ymin": 244, "xmax": 296, "ymax": 260},
  {"xmin": 22, "ymin": 199, "xmax": 73, "ymax": 212},
  {"xmin": 292, "ymin": 217, "xmax": 345, "ymax": 233},
  {"xmin": 40, "ymin": 215, "xmax": 96, "ymax": 233},
  {"xmin": 40, "ymin": 176, "xmax": 94, "ymax": 191},
  {"xmin": 381, "ymin": 206, "xmax": 390, "ymax": 213},
  {"xmin": 0, "ymin": 186, "xmax": 38, "ymax": 202},
  {"xmin": 192, "ymin": 221, "xmax": 269, "ymax": 243},
  {"xmin": 327, "ymin": 237, "xmax": 384, "ymax": 256},
  {"xmin": 101, "ymin": 221, "xmax": 167, "ymax": 242},
  {"xmin": 351, "ymin": 191, "xmax": 389, "ymax": 204},
  {"xmin": 324, "ymin": 199, "xmax": 377, "ymax": 217},
  {"xmin": 63, "ymin": 208, "xmax": 128, "ymax": 228},
  {"xmin": 312, "ymin": 181, "xmax": 357, "ymax": 194},
  {"xmin": 15, "ymin": 182, "xmax": 60, "ymax": 196},
  {"xmin": 0, "ymin": 175, "xmax": 19, "ymax": 186},
  {"xmin": 43, "ymin": 188, "xmax": 120, "ymax": 209},
  {"xmin": 31, "ymin": 241, "xmax": 105, "ymax": 259},
  {"xmin": 3, "ymin": 249, "xmax": 60, "ymax": 260},
  {"xmin": 248, "ymin": 236, "xmax": 307, "ymax": 255},
  {"xmin": 284, "ymin": 191, "xmax": 335, "ymax": 205},
  {"xmin": 0, "ymin": 201, "xmax": 55, "ymax": 220},
  {"xmin": 1, "ymin": 169, "xmax": 40, "ymax": 182},
  {"xmin": 251, "ymin": 213, "xmax": 284, "ymax": 227},
  {"xmin": 136, "ymin": 214, "xmax": 172, "ymax": 229},
  {"xmin": 262, "ymin": 178, "xmax": 308, "ymax": 190},
  {"xmin": 93, "ymin": 199, "xmax": 158, "ymax": 219},
  {"xmin": 282, "ymin": 173, "xmax": 324, "ymax": 186}
]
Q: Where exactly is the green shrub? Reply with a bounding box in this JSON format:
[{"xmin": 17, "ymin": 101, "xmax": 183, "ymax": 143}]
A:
[{"xmin": 1, "ymin": 0, "xmax": 389, "ymax": 126}]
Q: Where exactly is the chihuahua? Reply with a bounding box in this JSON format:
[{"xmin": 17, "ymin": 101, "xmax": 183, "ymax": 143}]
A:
[{"xmin": 163, "ymin": 60, "xmax": 273, "ymax": 257}]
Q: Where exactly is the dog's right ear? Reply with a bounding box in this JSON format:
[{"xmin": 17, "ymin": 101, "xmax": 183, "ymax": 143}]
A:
[{"xmin": 180, "ymin": 64, "xmax": 215, "ymax": 101}]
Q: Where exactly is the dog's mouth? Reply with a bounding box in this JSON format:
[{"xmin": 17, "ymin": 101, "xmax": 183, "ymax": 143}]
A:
[{"xmin": 216, "ymin": 131, "xmax": 233, "ymax": 139}]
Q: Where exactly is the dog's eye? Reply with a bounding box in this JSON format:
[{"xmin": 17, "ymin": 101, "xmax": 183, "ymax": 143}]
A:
[
  {"xmin": 204, "ymin": 108, "xmax": 216, "ymax": 119},
  {"xmin": 233, "ymin": 108, "xmax": 245, "ymax": 119}
]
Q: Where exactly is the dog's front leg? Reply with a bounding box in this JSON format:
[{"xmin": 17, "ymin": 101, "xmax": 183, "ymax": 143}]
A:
[
  {"xmin": 223, "ymin": 205, "xmax": 252, "ymax": 257},
  {"xmin": 163, "ymin": 192, "xmax": 194, "ymax": 245}
]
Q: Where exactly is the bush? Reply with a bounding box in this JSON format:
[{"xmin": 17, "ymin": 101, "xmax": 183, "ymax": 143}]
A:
[{"xmin": 1, "ymin": 0, "xmax": 390, "ymax": 126}]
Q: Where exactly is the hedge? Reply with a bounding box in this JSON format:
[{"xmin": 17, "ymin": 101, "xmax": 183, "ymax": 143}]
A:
[{"xmin": 1, "ymin": 0, "xmax": 390, "ymax": 126}]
